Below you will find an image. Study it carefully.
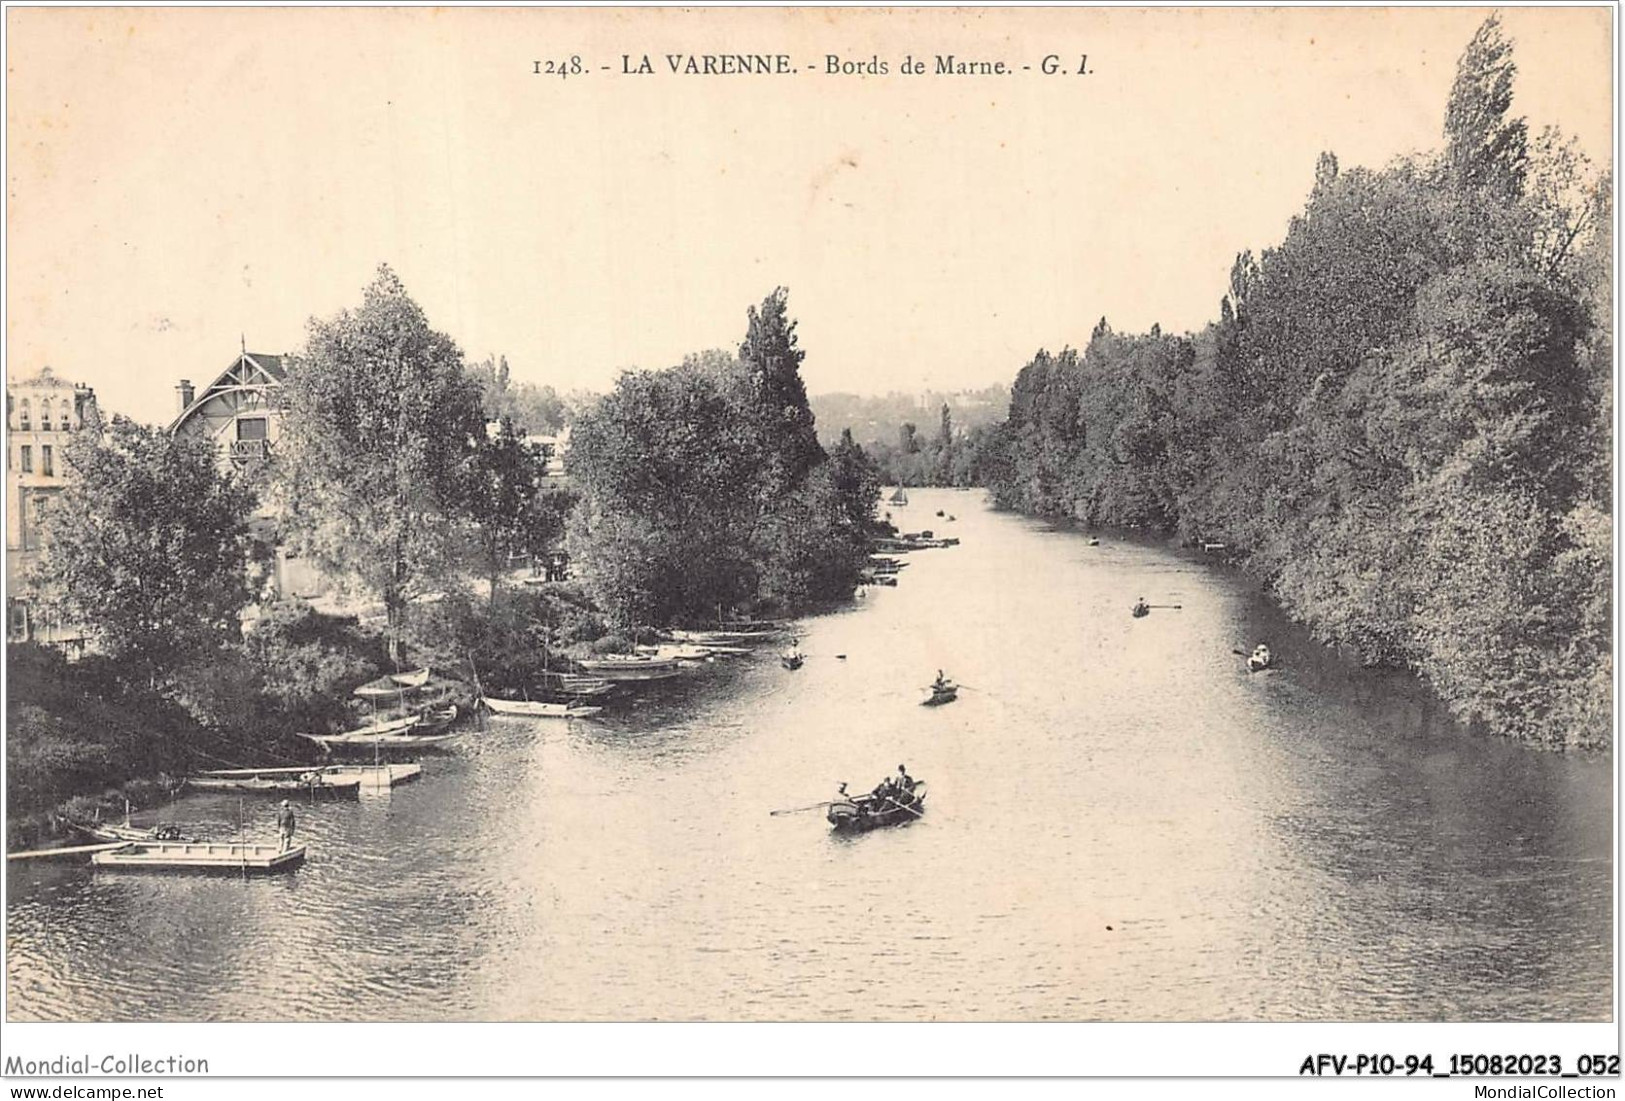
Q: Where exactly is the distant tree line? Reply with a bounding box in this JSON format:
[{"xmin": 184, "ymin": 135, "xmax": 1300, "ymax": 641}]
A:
[
  {"xmin": 979, "ymin": 16, "xmax": 1611, "ymax": 748},
  {"xmin": 811, "ymin": 387, "xmax": 1007, "ymax": 488}
]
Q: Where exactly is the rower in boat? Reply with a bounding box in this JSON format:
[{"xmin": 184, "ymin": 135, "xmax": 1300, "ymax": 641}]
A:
[
  {"xmin": 828, "ymin": 769, "xmax": 927, "ymax": 832},
  {"xmin": 1132, "ymin": 598, "xmax": 1150, "ymax": 618},
  {"xmin": 1247, "ymin": 644, "xmax": 1273, "ymax": 673},
  {"xmin": 922, "ymin": 671, "xmax": 958, "ymax": 706}
]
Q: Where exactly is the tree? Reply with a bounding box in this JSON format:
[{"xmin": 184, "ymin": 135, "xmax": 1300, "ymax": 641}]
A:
[
  {"xmin": 32, "ymin": 416, "xmax": 256, "ymax": 688},
  {"xmin": 273, "ymin": 265, "xmax": 487, "ymax": 664},
  {"xmin": 466, "ymin": 416, "xmax": 566, "ymax": 604},
  {"xmin": 566, "ymin": 353, "xmax": 763, "ymax": 627},
  {"xmin": 470, "ymin": 354, "xmax": 568, "ymax": 434},
  {"xmin": 1444, "ymin": 14, "xmax": 1528, "ymax": 197},
  {"xmin": 935, "ymin": 402, "xmax": 955, "ymax": 484},
  {"xmin": 739, "ymin": 287, "xmax": 825, "ymax": 493},
  {"xmin": 828, "ymin": 428, "xmax": 882, "ymax": 535}
]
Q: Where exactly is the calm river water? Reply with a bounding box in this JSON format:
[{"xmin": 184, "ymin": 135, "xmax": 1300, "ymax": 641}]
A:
[{"xmin": 6, "ymin": 489, "xmax": 1612, "ymax": 1021}]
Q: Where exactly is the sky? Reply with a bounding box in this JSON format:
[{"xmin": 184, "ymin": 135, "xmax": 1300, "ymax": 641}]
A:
[{"xmin": 6, "ymin": 6, "xmax": 1613, "ymax": 427}]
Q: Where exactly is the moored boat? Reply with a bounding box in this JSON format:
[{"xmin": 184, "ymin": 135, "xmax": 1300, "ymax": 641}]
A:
[
  {"xmin": 637, "ymin": 642, "xmax": 714, "ymax": 662},
  {"xmin": 188, "ymin": 767, "xmax": 364, "ymax": 797},
  {"xmin": 416, "ymin": 703, "xmax": 460, "ymax": 730},
  {"xmin": 91, "ymin": 841, "xmax": 306, "ymax": 874},
  {"xmin": 576, "ymin": 654, "xmax": 682, "ymax": 681},
  {"xmin": 537, "ymin": 671, "xmax": 614, "ymax": 697},
  {"xmin": 482, "ymin": 696, "xmax": 603, "ymax": 719},
  {"xmin": 300, "ymin": 724, "xmax": 461, "ymax": 751},
  {"xmin": 389, "ymin": 667, "xmax": 431, "ymax": 688},
  {"xmin": 67, "ymin": 819, "xmax": 193, "ymax": 844}
]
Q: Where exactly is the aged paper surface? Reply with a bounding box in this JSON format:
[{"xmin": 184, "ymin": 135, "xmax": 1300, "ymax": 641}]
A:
[{"xmin": 3, "ymin": 3, "xmax": 1615, "ymax": 1081}]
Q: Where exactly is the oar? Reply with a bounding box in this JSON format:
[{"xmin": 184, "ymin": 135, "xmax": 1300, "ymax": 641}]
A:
[
  {"xmin": 1146, "ymin": 604, "xmax": 1183, "ymax": 610},
  {"xmin": 1231, "ymin": 649, "xmax": 1248, "ymax": 657},
  {"xmin": 769, "ymin": 800, "xmax": 835, "ymax": 817},
  {"xmin": 881, "ymin": 795, "xmax": 925, "ymax": 818}
]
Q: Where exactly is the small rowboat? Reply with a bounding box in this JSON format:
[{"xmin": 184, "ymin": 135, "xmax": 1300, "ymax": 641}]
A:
[
  {"xmin": 92, "ymin": 841, "xmax": 306, "ymax": 875},
  {"xmin": 389, "ymin": 667, "xmax": 431, "ymax": 688},
  {"xmin": 416, "ymin": 703, "xmax": 460, "ymax": 730},
  {"xmin": 780, "ymin": 649, "xmax": 805, "ymax": 671},
  {"xmin": 668, "ymin": 629, "xmax": 766, "ymax": 646},
  {"xmin": 482, "ymin": 696, "xmax": 602, "ymax": 719},
  {"xmin": 539, "ymin": 671, "xmax": 614, "ymax": 697},
  {"xmin": 828, "ymin": 782, "xmax": 927, "ymax": 833},
  {"xmin": 576, "ymin": 655, "xmax": 682, "ymax": 681},
  {"xmin": 300, "ymin": 722, "xmax": 461, "ymax": 750},
  {"xmin": 189, "ymin": 767, "xmax": 364, "ymax": 796},
  {"xmin": 922, "ymin": 681, "xmax": 958, "ymax": 706},
  {"xmin": 67, "ymin": 819, "xmax": 193, "ymax": 844},
  {"xmin": 637, "ymin": 643, "xmax": 713, "ymax": 662},
  {"xmin": 1247, "ymin": 645, "xmax": 1274, "ymax": 674}
]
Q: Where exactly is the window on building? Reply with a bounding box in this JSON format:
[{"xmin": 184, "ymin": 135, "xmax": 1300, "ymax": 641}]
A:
[
  {"xmin": 237, "ymin": 417, "xmax": 269, "ymax": 441},
  {"xmin": 41, "ymin": 445, "xmax": 53, "ymax": 477},
  {"xmin": 39, "ymin": 400, "xmax": 52, "ymax": 431},
  {"xmin": 9, "ymin": 601, "xmax": 28, "ymax": 642},
  {"xmin": 20, "ymin": 445, "xmax": 32, "ymax": 473},
  {"xmin": 59, "ymin": 405, "xmax": 70, "ymax": 431},
  {"xmin": 18, "ymin": 399, "xmax": 29, "ymax": 431}
]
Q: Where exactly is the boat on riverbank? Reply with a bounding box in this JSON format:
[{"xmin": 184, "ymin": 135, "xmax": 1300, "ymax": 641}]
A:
[
  {"xmin": 576, "ymin": 655, "xmax": 682, "ymax": 680},
  {"xmin": 482, "ymin": 696, "xmax": 603, "ymax": 719},
  {"xmin": 637, "ymin": 642, "xmax": 714, "ymax": 662},
  {"xmin": 66, "ymin": 819, "xmax": 193, "ymax": 844},
  {"xmin": 91, "ymin": 841, "xmax": 306, "ymax": 874},
  {"xmin": 538, "ymin": 671, "xmax": 614, "ymax": 697},
  {"xmin": 827, "ymin": 782, "xmax": 927, "ymax": 833},
  {"xmin": 299, "ymin": 726, "xmax": 461, "ymax": 751},
  {"xmin": 189, "ymin": 767, "xmax": 365, "ymax": 797}
]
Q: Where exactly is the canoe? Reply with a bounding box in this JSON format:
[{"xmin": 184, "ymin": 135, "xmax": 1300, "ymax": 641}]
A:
[
  {"xmin": 189, "ymin": 768, "xmax": 364, "ymax": 796},
  {"xmin": 322, "ymin": 713, "xmax": 422, "ymax": 739},
  {"xmin": 576, "ymin": 655, "xmax": 682, "ymax": 681},
  {"xmin": 637, "ymin": 643, "xmax": 714, "ymax": 662},
  {"xmin": 828, "ymin": 782, "xmax": 927, "ymax": 833},
  {"xmin": 67, "ymin": 820, "xmax": 193, "ymax": 844},
  {"xmin": 92, "ymin": 841, "xmax": 306, "ymax": 874},
  {"xmin": 482, "ymin": 696, "xmax": 603, "ymax": 719},
  {"xmin": 416, "ymin": 703, "xmax": 460, "ymax": 730},
  {"xmin": 668, "ymin": 629, "xmax": 766, "ymax": 646},
  {"xmin": 300, "ymin": 725, "xmax": 461, "ymax": 750},
  {"xmin": 538, "ymin": 671, "xmax": 615, "ymax": 696}
]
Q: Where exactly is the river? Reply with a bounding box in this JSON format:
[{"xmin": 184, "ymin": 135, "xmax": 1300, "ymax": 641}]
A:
[{"xmin": 5, "ymin": 488, "xmax": 1612, "ymax": 1021}]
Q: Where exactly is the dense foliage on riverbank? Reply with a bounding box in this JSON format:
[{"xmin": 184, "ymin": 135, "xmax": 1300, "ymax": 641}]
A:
[
  {"xmin": 9, "ymin": 280, "xmax": 883, "ymax": 822},
  {"xmin": 980, "ymin": 17, "xmax": 1611, "ymax": 748},
  {"xmin": 567, "ymin": 289, "xmax": 882, "ymax": 627}
]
